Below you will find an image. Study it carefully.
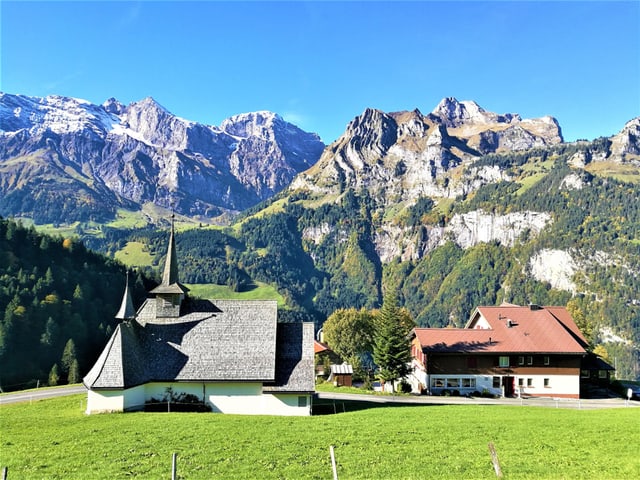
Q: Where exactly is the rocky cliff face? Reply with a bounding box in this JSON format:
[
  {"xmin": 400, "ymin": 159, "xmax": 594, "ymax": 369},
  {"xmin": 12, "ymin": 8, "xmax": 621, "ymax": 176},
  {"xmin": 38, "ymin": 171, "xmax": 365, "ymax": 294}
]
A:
[
  {"xmin": 291, "ymin": 97, "xmax": 563, "ymax": 204},
  {"xmin": 288, "ymin": 99, "xmax": 639, "ymax": 293},
  {"xmin": 0, "ymin": 93, "xmax": 325, "ymax": 222}
]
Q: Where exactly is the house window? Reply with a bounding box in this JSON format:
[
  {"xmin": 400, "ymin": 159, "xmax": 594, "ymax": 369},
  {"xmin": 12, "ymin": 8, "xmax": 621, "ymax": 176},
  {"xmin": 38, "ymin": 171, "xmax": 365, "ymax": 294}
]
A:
[
  {"xmin": 518, "ymin": 378, "xmax": 524, "ymax": 387},
  {"xmin": 446, "ymin": 378, "xmax": 460, "ymax": 388},
  {"xmin": 462, "ymin": 378, "xmax": 476, "ymax": 388},
  {"xmin": 598, "ymin": 370, "xmax": 608, "ymax": 379},
  {"xmin": 518, "ymin": 356, "xmax": 525, "ymax": 366},
  {"xmin": 527, "ymin": 356, "xmax": 533, "ymax": 365},
  {"xmin": 499, "ymin": 356, "xmax": 510, "ymax": 367},
  {"xmin": 432, "ymin": 378, "xmax": 445, "ymax": 388},
  {"xmin": 544, "ymin": 378, "xmax": 550, "ymax": 387},
  {"xmin": 298, "ymin": 396, "xmax": 307, "ymax": 407},
  {"xmin": 581, "ymin": 370, "xmax": 590, "ymax": 378},
  {"xmin": 493, "ymin": 377, "xmax": 501, "ymax": 388},
  {"xmin": 544, "ymin": 356, "xmax": 550, "ymax": 366},
  {"xmin": 527, "ymin": 378, "xmax": 533, "ymax": 387}
]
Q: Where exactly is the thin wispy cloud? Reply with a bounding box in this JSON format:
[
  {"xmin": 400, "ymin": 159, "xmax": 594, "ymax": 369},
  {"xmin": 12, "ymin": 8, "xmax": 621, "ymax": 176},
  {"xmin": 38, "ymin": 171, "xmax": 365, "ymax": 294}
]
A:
[
  {"xmin": 115, "ymin": 2, "xmax": 142, "ymax": 31},
  {"xmin": 43, "ymin": 71, "xmax": 84, "ymax": 94}
]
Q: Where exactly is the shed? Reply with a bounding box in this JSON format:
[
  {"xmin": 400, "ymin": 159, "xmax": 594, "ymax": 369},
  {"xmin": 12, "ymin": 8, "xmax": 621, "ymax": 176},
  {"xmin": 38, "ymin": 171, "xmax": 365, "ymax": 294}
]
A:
[{"xmin": 329, "ymin": 363, "xmax": 353, "ymax": 387}]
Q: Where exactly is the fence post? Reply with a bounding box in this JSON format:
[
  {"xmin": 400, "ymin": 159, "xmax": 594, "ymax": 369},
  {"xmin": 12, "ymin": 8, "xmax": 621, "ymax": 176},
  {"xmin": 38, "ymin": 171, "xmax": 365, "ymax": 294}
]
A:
[
  {"xmin": 330, "ymin": 445, "xmax": 338, "ymax": 480},
  {"xmin": 488, "ymin": 442, "xmax": 503, "ymax": 478},
  {"xmin": 171, "ymin": 453, "xmax": 177, "ymax": 480},
  {"xmin": 2, "ymin": 466, "xmax": 8, "ymax": 480}
]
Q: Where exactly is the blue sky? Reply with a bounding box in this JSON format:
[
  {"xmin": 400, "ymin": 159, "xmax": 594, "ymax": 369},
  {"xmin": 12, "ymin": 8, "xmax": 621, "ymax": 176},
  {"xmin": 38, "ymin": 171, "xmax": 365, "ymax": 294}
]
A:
[{"xmin": 2, "ymin": 1, "xmax": 639, "ymax": 143}]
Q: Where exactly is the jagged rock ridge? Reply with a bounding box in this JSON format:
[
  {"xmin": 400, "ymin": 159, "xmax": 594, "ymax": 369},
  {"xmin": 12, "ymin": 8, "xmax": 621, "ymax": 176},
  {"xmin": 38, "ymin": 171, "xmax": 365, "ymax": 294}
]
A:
[
  {"xmin": 291, "ymin": 97, "xmax": 564, "ymax": 203},
  {"xmin": 0, "ymin": 93, "xmax": 325, "ymax": 222}
]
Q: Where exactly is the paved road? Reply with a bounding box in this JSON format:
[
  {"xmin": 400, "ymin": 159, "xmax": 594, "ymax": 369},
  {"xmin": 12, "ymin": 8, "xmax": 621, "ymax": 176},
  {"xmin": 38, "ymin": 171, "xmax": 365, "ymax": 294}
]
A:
[
  {"xmin": 316, "ymin": 391, "xmax": 640, "ymax": 410},
  {"xmin": 0, "ymin": 385, "xmax": 86, "ymax": 405}
]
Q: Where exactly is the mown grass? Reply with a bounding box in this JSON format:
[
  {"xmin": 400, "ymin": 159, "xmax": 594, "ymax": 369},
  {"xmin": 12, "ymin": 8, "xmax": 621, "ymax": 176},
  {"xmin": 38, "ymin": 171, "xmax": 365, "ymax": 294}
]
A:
[
  {"xmin": 114, "ymin": 241, "xmax": 155, "ymax": 267},
  {"xmin": 1, "ymin": 395, "xmax": 638, "ymax": 479},
  {"xmin": 586, "ymin": 161, "xmax": 640, "ymax": 184},
  {"xmin": 186, "ymin": 282, "xmax": 285, "ymax": 307}
]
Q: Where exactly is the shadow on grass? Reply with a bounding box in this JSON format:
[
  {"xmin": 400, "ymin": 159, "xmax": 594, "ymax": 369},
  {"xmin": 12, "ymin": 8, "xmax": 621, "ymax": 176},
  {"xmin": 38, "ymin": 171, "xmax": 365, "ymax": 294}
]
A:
[{"xmin": 311, "ymin": 398, "xmax": 442, "ymax": 415}]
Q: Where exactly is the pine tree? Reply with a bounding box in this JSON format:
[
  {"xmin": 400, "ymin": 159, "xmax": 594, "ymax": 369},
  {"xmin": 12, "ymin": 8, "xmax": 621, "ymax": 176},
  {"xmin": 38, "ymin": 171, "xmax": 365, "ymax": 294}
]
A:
[
  {"xmin": 48, "ymin": 363, "xmax": 60, "ymax": 386},
  {"xmin": 372, "ymin": 288, "xmax": 412, "ymax": 390},
  {"xmin": 60, "ymin": 338, "xmax": 77, "ymax": 377},
  {"xmin": 68, "ymin": 359, "xmax": 81, "ymax": 384}
]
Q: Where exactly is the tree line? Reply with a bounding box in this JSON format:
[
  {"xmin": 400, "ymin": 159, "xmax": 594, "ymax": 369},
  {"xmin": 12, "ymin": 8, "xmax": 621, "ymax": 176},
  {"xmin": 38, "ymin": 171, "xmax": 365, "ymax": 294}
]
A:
[{"xmin": 0, "ymin": 218, "xmax": 152, "ymax": 391}]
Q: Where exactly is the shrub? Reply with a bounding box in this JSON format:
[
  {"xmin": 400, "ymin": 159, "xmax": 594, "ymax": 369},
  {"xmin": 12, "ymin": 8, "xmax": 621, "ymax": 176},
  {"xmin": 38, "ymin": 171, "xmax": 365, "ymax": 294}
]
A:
[{"xmin": 396, "ymin": 381, "xmax": 412, "ymax": 393}]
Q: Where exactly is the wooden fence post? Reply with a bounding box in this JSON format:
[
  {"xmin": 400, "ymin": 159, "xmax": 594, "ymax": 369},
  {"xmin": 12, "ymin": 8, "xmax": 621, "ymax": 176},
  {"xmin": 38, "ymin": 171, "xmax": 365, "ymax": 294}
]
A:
[
  {"xmin": 330, "ymin": 445, "xmax": 338, "ymax": 480},
  {"xmin": 171, "ymin": 452, "xmax": 177, "ymax": 480},
  {"xmin": 488, "ymin": 442, "xmax": 503, "ymax": 478}
]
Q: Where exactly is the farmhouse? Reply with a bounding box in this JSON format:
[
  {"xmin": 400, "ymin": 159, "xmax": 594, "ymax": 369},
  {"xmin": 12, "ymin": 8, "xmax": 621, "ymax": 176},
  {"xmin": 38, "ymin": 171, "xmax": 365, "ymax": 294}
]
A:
[
  {"xmin": 83, "ymin": 221, "xmax": 315, "ymax": 415},
  {"xmin": 409, "ymin": 304, "xmax": 602, "ymax": 399}
]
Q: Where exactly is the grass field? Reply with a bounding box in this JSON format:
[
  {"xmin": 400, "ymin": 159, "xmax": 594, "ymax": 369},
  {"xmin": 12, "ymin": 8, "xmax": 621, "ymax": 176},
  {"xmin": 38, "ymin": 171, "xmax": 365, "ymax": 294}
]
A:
[
  {"xmin": 185, "ymin": 282, "xmax": 286, "ymax": 307},
  {"xmin": 114, "ymin": 241, "xmax": 155, "ymax": 267},
  {"xmin": 1, "ymin": 395, "xmax": 638, "ymax": 479}
]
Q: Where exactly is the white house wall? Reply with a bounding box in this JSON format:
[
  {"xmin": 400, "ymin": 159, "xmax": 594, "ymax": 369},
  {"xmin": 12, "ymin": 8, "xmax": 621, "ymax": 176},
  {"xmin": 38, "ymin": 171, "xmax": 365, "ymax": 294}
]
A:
[
  {"xmin": 426, "ymin": 373, "xmax": 580, "ymax": 398},
  {"xmin": 87, "ymin": 382, "xmax": 311, "ymax": 416},
  {"xmin": 86, "ymin": 389, "xmax": 124, "ymax": 414},
  {"xmin": 264, "ymin": 393, "xmax": 312, "ymax": 416},
  {"xmin": 514, "ymin": 374, "xmax": 580, "ymax": 398},
  {"xmin": 124, "ymin": 384, "xmax": 147, "ymax": 410}
]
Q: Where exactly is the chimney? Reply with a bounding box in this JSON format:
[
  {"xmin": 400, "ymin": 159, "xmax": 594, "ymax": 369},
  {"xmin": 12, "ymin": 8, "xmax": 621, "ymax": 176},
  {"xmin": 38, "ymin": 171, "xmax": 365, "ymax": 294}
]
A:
[
  {"xmin": 529, "ymin": 303, "xmax": 541, "ymax": 311},
  {"xmin": 507, "ymin": 319, "xmax": 513, "ymax": 328}
]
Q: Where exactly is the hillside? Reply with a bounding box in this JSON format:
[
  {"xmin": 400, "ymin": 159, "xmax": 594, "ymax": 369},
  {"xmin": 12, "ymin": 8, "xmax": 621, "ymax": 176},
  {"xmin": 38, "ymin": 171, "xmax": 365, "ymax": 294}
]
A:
[
  {"xmin": 1, "ymin": 95, "xmax": 639, "ymax": 381},
  {"xmin": 0, "ymin": 219, "xmax": 153, "ymax": 391}
]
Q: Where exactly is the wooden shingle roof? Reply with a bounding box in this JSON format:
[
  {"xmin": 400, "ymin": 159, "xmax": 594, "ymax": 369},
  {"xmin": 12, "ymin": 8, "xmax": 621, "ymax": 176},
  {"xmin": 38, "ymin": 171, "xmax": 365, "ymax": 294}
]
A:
[
  {"xmin": 84, "ymin": 299, "xmax": 282, "ymax": 389},
  {"xmin": 263, "ymin": 322, "xmax": 315, "ymax": 393}
]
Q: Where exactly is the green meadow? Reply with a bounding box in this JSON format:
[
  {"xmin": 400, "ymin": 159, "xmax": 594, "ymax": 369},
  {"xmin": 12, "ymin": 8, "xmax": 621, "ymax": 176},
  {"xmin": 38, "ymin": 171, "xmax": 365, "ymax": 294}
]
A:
[{"xmin": 1, "ymin": 395, "xmax": 638, "ymax": 479}]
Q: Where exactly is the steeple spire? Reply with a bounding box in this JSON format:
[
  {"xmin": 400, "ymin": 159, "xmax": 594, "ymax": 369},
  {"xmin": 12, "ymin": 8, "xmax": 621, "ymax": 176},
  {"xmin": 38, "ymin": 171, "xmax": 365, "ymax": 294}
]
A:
[
  {"xmin": 161, "ymin": 214, "xmax": 180, "ymax": 286},
  {"xmin": 115, "ymin": 271, "xmax": 136, "ymax": 321},
  {"xmin": 150, "ymin": 213, "xmax": 188, "ymax": 307}
]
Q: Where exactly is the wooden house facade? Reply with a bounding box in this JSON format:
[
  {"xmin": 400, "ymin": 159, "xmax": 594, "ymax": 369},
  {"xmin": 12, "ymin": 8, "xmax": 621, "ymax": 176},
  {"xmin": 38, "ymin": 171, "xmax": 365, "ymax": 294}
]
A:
[{"xmin": 409, "ymin": 304, "xmax": 602, "ymax": 399}]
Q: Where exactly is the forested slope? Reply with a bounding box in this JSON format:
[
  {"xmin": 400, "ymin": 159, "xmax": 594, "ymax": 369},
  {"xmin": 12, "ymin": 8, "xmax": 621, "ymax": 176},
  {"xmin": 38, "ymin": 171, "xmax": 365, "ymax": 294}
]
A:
[{"xmin": 0, "ymin": 219, "xmax": 151, "ymax": 391}]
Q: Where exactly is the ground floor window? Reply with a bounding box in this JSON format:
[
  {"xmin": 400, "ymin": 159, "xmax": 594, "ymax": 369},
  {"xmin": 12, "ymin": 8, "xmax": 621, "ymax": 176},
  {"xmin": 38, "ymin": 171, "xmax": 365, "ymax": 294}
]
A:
[
  {"xmin": 462, "ymin": 378, "xmax": 476, "ymax": 388},
  {"xmin": 493, "ymin": 376, "xmax": 501, "ymax": 388},
  {"xmin": 431, "ymin": 377, "xmax": 477, "ymax": 389},
  {"xmin": 298, "ymin": 396, "xmax": 307, "ymax": 407},
  {"xmin": 518, "ymin": 378, "xmax": 524, "ymax": 387},
  {"xmin": 544, "ymin": 378, "xmax": 550, "ymax": 387},
  {"xmin": 527, "ymin": 378, "xmax": 533, "ymax": 387}
]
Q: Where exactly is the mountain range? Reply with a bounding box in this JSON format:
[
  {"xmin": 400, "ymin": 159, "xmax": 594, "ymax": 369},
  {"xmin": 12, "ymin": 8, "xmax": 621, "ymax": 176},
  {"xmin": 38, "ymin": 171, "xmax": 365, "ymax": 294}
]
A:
[
  {"xmin": 1, "ymin": 92, "xmax": 639, "ymax": 379},
  {"xmin": 0, "ymin": 93, "xmax": 325, "ymax": 222}
]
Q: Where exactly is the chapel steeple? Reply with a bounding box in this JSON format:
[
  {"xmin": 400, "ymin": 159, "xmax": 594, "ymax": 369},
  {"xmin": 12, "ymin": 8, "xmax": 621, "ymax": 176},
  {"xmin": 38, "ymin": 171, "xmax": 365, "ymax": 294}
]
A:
[
  {"xmin": 161, "ymin": 214, "xmax": 180, "ymax": 286},
  {"xmin": 150, "ymin": 214, "xmax": 189, "ymax": 318},
  {"xmin": 115, "ymin": 271, "xmax": 136, "ymax": 321}
]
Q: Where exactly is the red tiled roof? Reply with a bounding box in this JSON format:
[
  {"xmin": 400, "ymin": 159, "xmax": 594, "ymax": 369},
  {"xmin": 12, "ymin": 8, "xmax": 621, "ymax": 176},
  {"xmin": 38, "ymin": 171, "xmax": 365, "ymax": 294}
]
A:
[
  {"xmin": 314, "ymin": 340, "xmax": 330, "ymax": 354},
  {"xmin": 414, "ymin": 305, "xmax": 587, "ymax": 355}
]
